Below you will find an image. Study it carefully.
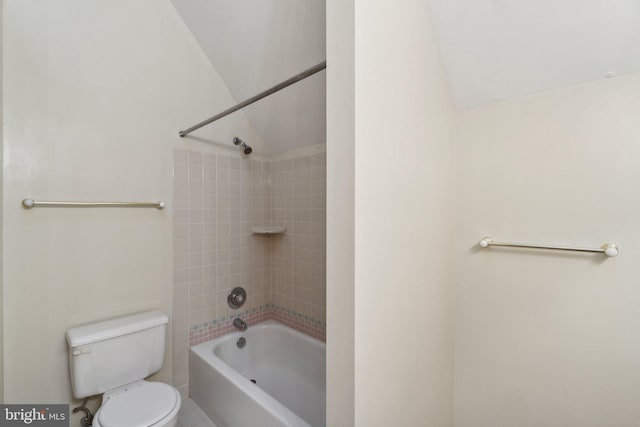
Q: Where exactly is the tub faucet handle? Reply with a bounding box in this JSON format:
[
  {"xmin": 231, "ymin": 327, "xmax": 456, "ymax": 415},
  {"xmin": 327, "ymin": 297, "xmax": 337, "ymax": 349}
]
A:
[{"xmin": 228, "ymin": 287, "xmax": 247, "ymax": 309}]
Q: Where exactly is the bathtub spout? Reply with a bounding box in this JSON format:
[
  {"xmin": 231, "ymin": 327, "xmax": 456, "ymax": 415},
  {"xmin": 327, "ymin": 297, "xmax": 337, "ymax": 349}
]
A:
[{"xmin": 233, "ymin": 317, "xmax": 248, "ymax": 332}]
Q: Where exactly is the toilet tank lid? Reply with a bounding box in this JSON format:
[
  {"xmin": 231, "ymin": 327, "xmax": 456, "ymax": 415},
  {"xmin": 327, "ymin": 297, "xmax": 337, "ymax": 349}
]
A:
[{"xmin": 66, "ymin": 311, "xmax": 168, "ymax": 348}]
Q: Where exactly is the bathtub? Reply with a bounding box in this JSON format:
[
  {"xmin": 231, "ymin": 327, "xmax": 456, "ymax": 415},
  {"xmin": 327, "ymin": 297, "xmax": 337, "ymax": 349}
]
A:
[{"xmin": 190, "ymin": 320, "xmax": 326, "ymax": 427}]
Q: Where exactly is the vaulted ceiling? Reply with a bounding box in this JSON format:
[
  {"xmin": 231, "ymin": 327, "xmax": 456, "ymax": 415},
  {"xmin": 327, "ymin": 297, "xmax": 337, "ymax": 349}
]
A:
[
  {"xmin": 172, "ymin": 0, "xmax": 640, "ymax": 151},
  {"xmin": 171, "ymin": 0, "xmax": 326, "ymax": 155},
  {"xmin": 427, "ymin": 0, "xmax": 640, "ymax": 109}
]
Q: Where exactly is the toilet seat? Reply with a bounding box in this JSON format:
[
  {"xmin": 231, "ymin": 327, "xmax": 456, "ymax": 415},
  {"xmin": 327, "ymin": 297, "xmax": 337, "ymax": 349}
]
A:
[{"xmin": 93, "ymin": 381, "xmax": 180, "ymax": 427}]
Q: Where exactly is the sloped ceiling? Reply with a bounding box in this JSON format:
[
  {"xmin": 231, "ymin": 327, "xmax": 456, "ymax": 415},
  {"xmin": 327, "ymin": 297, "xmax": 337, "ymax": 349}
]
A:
[
  {"xmin": 427, "ymin": 0, "xmax": 640, "ymax": 109},
  {"xmin": 171, "ymin": 0, "xmax": 325, "ymax": 155},
  {"xmin": 172, "ymin": 0, "xmax": 640, "ymax": 134}
]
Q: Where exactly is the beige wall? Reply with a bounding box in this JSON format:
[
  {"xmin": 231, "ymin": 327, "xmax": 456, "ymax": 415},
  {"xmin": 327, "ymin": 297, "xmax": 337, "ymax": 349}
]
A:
[
  {"xmin": 352, "ymin": 0, "xmax": 456, "ymax": 425},
  {"xmin": 326, "ymin": 0, "xmax": 355, "ymax": 424},
  {"xmin": 2, "ymin": 0, "xmax": 261, "ymax": 418},
  {"xmin": 455, "ymin": 74, "xmax": 640, "ymax": 427}
]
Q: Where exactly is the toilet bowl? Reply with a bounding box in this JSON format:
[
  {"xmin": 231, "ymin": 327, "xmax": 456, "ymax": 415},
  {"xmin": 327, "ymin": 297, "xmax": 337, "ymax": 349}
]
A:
[
  {"xmin": 92, "ymin": 380, "xmax": 181, "ymax": 427},
  {"xmin": 66, "ymin": 311, "xmax": 181, "ymax": 427}
]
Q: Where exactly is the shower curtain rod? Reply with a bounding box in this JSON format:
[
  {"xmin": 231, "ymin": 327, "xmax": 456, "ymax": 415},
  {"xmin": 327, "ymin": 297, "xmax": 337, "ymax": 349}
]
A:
[{"xmin": 179, "ymin": 61, "xmax": 327, "ymax": 137}]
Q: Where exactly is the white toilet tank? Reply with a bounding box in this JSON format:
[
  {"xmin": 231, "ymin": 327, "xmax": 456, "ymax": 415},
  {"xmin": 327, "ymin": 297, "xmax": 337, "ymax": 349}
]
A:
[{"xmin": 66, "ymin": 311, "xmax": 169, "ymax": 399}]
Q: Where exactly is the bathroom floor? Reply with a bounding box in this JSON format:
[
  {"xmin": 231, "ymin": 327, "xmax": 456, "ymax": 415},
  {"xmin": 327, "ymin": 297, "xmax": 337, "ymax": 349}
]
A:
[{"xmin": 177, "ymin": 398, "xmax": 218, "ymax": 427}]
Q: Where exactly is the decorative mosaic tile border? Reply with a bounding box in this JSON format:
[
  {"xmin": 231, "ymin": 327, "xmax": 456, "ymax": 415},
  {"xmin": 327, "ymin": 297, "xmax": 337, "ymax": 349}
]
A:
[
  {"xmin": 189, "ymin": 306, "xmax": 271, "ymax": 346},
  {"xmin": 269, "ymin": 304, "xmax": 326, "ymax": 342},
  {"xmin": 188, "ymin": 304, "xmax": 326, "ymax": 346}
]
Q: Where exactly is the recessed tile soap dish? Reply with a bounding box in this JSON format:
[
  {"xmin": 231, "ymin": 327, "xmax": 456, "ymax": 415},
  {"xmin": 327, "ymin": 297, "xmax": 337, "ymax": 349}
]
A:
[{"xmin": 251, "ymin": 226, "xmax": 286, "ymax": 235}]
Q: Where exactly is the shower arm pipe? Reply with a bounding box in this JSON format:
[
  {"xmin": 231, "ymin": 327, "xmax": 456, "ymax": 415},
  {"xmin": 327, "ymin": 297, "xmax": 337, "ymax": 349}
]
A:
[
  {"xmin": 179, "ymin": 61, "xmax": 327, "ymax": 138},
  {"xmin": 478, "ymin": 237, "xmax": 619, "ymax": 257}
]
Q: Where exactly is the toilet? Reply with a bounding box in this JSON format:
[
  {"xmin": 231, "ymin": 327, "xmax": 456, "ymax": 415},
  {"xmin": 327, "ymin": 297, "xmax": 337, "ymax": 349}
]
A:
[{"xmin": 66, "ymin": 311, "xmax": 181, "ymax": 427}]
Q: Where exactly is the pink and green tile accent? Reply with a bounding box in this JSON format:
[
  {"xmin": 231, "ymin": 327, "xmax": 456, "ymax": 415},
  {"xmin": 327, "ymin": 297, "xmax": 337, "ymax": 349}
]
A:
[{"xmin": 188, "ymin": 304, "xmax": 326, "ymax": 346}]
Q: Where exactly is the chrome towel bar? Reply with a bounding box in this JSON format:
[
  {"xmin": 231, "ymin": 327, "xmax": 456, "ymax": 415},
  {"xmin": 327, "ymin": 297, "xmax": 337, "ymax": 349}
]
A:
[
  {"xmin": 21, "ymin": 198, "xmax": 165, "ymax": 209},
  {"xmin": 479, "ymin": 237, "xmax": 619, "ymax": 257}
]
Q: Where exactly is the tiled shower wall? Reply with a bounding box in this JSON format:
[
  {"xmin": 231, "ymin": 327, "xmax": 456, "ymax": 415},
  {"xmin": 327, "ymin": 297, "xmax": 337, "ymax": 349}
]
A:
[
  {"xmin": 172, "ymin": 148, "xmax": 326, "ymax": 397},
  {"xmin": 268, "ymin": 154, "xmax": 326, "ymax": 337},
  {"xmin": 172, "ymin": 150, "xmax": 271, "ymax": 397}
]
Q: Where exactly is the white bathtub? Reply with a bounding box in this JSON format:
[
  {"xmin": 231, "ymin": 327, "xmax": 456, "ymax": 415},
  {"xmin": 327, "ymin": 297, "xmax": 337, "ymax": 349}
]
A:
[{"xmin": 190, "ymin": 320, "xmax": 326, "ymax": 427}]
